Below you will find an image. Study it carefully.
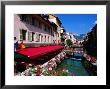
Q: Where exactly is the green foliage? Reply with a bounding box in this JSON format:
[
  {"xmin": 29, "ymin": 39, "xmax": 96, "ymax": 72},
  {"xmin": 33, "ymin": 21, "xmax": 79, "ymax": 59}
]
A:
[{"xmin": 66, "ymin": 39, "xmax": 73, "ymax": 47}]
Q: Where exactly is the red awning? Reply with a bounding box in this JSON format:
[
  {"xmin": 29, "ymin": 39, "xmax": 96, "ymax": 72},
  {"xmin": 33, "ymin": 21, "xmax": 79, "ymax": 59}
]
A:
[{"xmin": 16, "ymin": 45, "xmax": 64, "ymax": 60}]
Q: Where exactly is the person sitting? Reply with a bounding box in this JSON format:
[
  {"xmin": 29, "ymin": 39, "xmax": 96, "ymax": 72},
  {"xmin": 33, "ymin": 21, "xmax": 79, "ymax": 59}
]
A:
[{"xmin": 19, "ymin": 40, "xmax": 26, "ymax": 49}]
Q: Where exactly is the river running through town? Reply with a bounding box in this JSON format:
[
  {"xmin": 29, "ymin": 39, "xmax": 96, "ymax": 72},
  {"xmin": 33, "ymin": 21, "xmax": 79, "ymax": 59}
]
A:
[{"xmin": 56, "ymin": 48, "xmax": 89, "ymax": 76}]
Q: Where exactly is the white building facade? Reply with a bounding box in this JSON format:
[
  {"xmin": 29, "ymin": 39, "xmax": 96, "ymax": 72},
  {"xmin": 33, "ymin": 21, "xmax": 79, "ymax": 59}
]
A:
[
  {"xmin": 65, "ymin": 32, "xmax": 76, "ymax": 44},
  {"xmin": 14, "ymin": 14, "xmax": 57, "ymax": 47}
]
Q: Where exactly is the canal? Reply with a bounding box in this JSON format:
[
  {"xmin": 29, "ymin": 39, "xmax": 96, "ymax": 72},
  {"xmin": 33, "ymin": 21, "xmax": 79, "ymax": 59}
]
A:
[{"xmin": 56, "ymin": 48, "xmax": 89, "ymax": 76}]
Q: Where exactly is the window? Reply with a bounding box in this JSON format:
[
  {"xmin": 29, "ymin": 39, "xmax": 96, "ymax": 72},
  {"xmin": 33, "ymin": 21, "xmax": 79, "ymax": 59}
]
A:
[
  {"xmin": 40, "ymin": 23, "xmax": 42, "ymax": 29},
  {"xmin": 28, "ymin": 32, "xmax": 32, "ymax": 41},
  {"xmin": 28, "ymin": 32, "xmax": 35, "ymax": 41},
  {"xmin": 57, "ymin": 33, "xmax": 60, "ymax": 37},
  {"xmin": 32, "ymin": 17, "xmax": 35, "ymax": 25},
  {"xmin": 32, "ymin": 32, "xmax": 35, "ymax": 41},
  {"xmin": 20, "ymin": 29, "xmax": 26, "ymax": 40},
  {"xmin": 39, "ymin": 34, "xmax": 43, "ymax": 42},
  {"xmin": 70, "ymin": 36, "xmax": 72, "ymax": 39},
  {"xmin": 41, "ymin": 23, "xmax": 44, "ymax": 30},
  {"xmin": 47, "ymin": 27, "xmax": 50, "ymax": 33},
  {"xmin": 45, "ymin": 36, "xmax": 46, "ymax": 42},
  {"xmin": 20, "ymin": 14, "xmax": 27, "ymax": 22},
  {"xmin": 39, "ymin": 34, "xmax": 41, "ymax": 42},
  {"xmin": 46, "ymin": 27, "xmax": 48, "ymax": 31},
  {"xmin": 34, "ymin": 20, "xmax": 37, "ymax": 26},
  {"xmin": 35, "ymin": 33, "xmax": 40, "ymax": 42},
  {"xmin": 20, "ymin": 30, "xmax": 23, "ymax": 40},
  {"xmin": 57, "ymin": 33, "xmax": 58, "ymax": 37},
  {"xmin": 50, "ymin": 28, "xmax": 52, "ymax": 34},
  {"xmin": 38, "ymin": 21, "xmax": 41, "ymax": 28},
  {"xmin": 44, "ymin": 25, "xmax": 47, "ymax": 31},
  {"xmin": 58, "ymin": 40, "xmax": 60, "ymax": 44},
  {"xmin": 51, "ymin": 28, "xmax": 54, "ymax": 36},
  {"xmin": 41, "ymin": 35, "xmax": 43, "ymax": 42},
  {"xmin": 41, "ymin": 23, "xmax": 45, "ymax": 30},
  {"xmin": 48, "ymin": 36, "xmax": 49, "ymax": 42}
]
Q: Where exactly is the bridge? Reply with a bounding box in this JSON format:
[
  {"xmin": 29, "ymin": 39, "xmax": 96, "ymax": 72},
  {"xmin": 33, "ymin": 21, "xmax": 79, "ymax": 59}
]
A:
[{"xmin": 72, "ymin": 45, "xmax": 83, "ymax": 48}]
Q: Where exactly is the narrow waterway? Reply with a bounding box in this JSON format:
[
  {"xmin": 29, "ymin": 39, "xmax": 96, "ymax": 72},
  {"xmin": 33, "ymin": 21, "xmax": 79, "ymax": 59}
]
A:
[
  {"xmin": 56, "ymin": 49, "xmax": 89, "ymax": 76},
  {"xmin": 58, "ymin": 58, "xmax": 89, "ymax": 76}
]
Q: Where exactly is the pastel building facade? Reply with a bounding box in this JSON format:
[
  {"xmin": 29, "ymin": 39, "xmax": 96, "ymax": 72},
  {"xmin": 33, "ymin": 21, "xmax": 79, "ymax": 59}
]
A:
[
  {"xmin": 14, "ymin": 14, "xmax": 57, "ymax": 47},
  {"xmin": 48, "ymin": 14, "xmax": 65, "ymax": 44}
]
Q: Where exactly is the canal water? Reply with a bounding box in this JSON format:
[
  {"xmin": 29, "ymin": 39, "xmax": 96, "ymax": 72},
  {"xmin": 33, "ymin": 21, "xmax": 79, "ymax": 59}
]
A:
[{"xmin": 57, "ymin": 52, "xmax": 89, "ymax": 76}]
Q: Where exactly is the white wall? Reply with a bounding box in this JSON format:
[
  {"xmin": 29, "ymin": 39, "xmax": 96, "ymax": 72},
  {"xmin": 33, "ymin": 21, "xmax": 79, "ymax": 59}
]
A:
[{"xmin": 14, "ymin": 14, "xmax": 54, "ymax": 44}]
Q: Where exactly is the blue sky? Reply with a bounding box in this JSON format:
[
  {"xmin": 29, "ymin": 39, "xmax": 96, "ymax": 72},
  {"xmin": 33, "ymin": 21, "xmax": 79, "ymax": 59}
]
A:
[{"xmin": 55, "ymin": 14, "xmax": 97, "ymax": 35}]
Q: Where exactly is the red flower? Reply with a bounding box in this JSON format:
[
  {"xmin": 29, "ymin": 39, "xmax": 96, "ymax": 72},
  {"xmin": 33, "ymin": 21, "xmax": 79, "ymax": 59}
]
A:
[{"xmin": 36, "ymin": 71, "xmax": 42, "ymax": 76}]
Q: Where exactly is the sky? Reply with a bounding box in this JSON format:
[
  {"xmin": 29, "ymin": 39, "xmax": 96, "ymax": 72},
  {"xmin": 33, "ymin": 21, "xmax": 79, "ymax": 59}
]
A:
[{"xmin": 55, "ymin": 14, "xmax": 97, "ymax": 35}]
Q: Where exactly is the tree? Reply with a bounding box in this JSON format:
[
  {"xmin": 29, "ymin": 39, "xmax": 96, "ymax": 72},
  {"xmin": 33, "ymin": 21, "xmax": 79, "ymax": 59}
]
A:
[{"xmin": 65, "ymin": 39, "xmax": 73, "ymax": 47}]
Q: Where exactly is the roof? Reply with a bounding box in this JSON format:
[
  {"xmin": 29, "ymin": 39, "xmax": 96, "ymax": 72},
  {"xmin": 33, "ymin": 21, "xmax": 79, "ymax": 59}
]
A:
[
  {"xmin": 48, "ymin": 14, "xmax": 62, "ymax": 25},
  {"xmin": 32, "ymin": 14, "xmax": 53, "ymax": 27}
]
